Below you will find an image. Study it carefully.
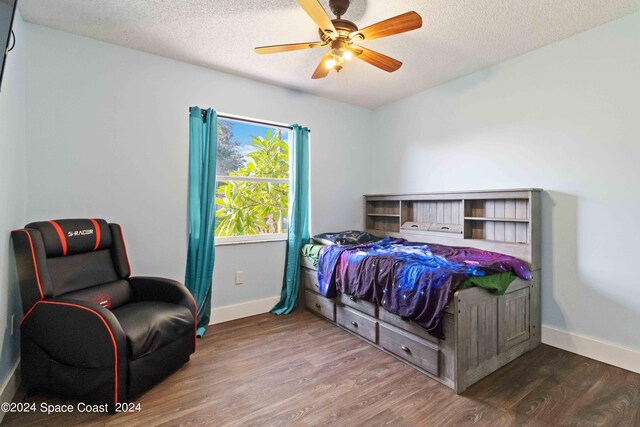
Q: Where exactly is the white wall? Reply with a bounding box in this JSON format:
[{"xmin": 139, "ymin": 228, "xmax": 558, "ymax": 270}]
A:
[
  {"xmin": 370, "ymin": 12, "xmax": 640, "ymax": 355},
  {"xmin": 0, "ymin": 11, "xmax": 26, "ymax": 397},
  {"xmin": 24, "ymin": 24, "xmax": 371, "ymax": 315}
]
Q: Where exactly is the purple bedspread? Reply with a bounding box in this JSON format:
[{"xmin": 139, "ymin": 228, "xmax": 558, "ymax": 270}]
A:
[{"xmin": 317, "ymin": 238, "xmax": 531, "ymax": 338}]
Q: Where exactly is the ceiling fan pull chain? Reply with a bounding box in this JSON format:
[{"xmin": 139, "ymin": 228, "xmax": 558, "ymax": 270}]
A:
[{"xmin": 344, "ymin": 62, "xmax": 349, "ymax": 90}]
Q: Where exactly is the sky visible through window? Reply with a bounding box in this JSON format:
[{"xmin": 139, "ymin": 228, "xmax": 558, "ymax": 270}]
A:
[
  {"xmin": 232, "ymin": 120, "xmax": 289, "ymax": 156},
  {"xmin": 217, "ymin": 119, "xmax": 289, "ymax": 175}
]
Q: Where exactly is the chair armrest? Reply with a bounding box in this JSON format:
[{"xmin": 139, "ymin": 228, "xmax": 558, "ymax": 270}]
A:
[
  {"xmin": 128, "ymin": 276, "xmax": 197, "ymax": 318},
  {"xmin": 20, "ymin": 298, "xmax": 127, "ymax": 405}
]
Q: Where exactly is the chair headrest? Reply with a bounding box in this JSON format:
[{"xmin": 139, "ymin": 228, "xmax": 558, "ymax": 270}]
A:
[{"xmin": 25, "ymin": 219, "xmax": 113, "ymax": 258}]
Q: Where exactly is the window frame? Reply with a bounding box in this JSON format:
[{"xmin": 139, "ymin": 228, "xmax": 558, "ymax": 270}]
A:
[
  {"xmin": 216, "ymin": 176, "xmax": 288, "ymax": 185},
  {"xmin": 214, "ymin": 118, "xmax": 290, "ymax": 246},
  {"xmin": 215, "ymin": 233, "xmax": 288, "ymax": 246}
]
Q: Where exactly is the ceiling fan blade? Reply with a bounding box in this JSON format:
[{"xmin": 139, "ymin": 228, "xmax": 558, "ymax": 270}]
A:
[
  {"xmin": 312, "ymin": 51, "xmax": 333, "ymax": 79},
  {"xmin": 297, "ymin": 0, "xmax": 337, "ymax": 37},
  {"xmin": 255, "ymin": 42, "xmax": 325, "ymax": 54},
  {"xmin": 350, "ymin": 11, "xmax": 422, "ymax": 42},
  {"xmin": 352, "ymin": 46, "xmax": 402, "ymax": 72}
]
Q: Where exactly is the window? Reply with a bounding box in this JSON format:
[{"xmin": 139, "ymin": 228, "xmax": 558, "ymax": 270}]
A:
[{"xmin": 215, "ymin": 117, "xmax": 289, "ymax": 244}]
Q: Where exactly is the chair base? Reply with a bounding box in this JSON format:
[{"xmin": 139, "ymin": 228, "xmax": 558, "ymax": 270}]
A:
[
  {"xmin": 21, "ymin": 331, "xmax": 195, "ymax": 406},
  {"xmin": 127, "ymin": 332, "xmax": 194, "ymax": 399}
]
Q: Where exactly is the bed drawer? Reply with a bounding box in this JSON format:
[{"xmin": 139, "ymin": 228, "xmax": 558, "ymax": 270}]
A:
[
  {"xmin": 305, "ymin": 290, "xmax": 335, "ymax": 321},
  {"xmin": 378, "ymin": 309, "xmax": 438, "ymax": 345},
  {"xmin": 337, "ymin": 293, "xmax": 377, "ymax": 317},
  {"xmin": 336, "ymin": 305, "xmax": 377, "ymax": 343},
  {"xmin": 379, "ymin": 324, "xmax": 439, "ymax": 376},
  {"xmin": 300, "ymin": 268, "xmax": 320, "ymax": 292}
]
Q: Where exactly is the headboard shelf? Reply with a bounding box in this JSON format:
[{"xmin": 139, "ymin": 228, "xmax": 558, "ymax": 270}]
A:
[
  {"xmin": 364, "ymin": 189, "xmax": 541, "ymax": 269},
  {"xmin": 464, "ymin": 217, "xmax": 530, "ymax": 223}
]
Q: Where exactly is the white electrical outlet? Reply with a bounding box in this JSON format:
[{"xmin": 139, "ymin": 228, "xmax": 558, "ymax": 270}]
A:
[
  {"xmin": 235, "ymin": 271, "xmax": 244, "ymax": 285},
  {"xmin": 10, "ymin": 314, "xmax": 15, "ymax": 336}
]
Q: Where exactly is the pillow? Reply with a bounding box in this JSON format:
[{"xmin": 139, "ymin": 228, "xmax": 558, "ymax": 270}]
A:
[{"xmin": 312, "ymin": 230, "xmax": 380, "ymax": 246}]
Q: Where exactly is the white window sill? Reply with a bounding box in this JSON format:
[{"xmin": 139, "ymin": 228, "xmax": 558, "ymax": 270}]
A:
[{"xmin": 215, "ymin": 234, "xmax": 287, "ymax": 246}]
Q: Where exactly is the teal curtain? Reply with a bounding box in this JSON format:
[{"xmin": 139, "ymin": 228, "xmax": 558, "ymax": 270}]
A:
[
  {"xmin": 272, "ymin": 125, "xmax": 310, "ymax": 315},
  {"xmin": 185, "ymin": 107, "xmax": 217, "ymax": 337}
]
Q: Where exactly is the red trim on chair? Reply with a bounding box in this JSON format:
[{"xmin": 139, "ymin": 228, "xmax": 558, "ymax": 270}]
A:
[
  {"xmin": 20, "ymin": 301, "xmax": 39, "ymax": 327},
  {"xmin": 48, "ymin": 220, "xmax": 68, "ymax": 256},
  {"xmin": 22, "ymin": 301, "xmax": 120, "ymax": 405},
  {"xmin": 90, "ymin": 219, "xmax": 101, "ymax": 250},
  {"xmin": 118, "ymin": 227, "xmax": 131, "ymax": 274},
  {"xmin": 14, "ymin": 230, "xmax": 44, "ymax": 301}
]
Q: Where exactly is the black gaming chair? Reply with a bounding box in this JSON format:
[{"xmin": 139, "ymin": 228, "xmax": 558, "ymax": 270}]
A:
[{"xmin": 11, "ymin": 219, "xmax": 197, "ymax": 409}]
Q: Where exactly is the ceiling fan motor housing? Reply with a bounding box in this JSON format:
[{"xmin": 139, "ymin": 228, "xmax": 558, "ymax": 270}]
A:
[
  {"xmin": 329, "ymin": 0, "xmax": 350, "ymax": 18},
  {"xmin": 319, "ymin": 19, "xmax": 358, "ymax": 41}
]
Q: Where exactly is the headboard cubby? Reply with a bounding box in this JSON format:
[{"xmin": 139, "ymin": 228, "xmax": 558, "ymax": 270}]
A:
[{"xmin": 365, "ymin": 200, "xmax": 401, "ymax": 232}]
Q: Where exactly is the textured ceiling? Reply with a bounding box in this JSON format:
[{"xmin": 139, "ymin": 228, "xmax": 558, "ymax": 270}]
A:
[{"xmin": 19, "ymin": 0, "xmax": 640, "ymax": 108}]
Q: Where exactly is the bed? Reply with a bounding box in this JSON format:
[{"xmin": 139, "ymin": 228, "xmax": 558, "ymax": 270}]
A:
[{"xmin": 300, "ymin": 189, "xmax": 541, "ymax": 393}]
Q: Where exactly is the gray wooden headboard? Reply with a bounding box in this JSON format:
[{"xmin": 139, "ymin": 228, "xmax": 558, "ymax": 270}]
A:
[{"xmin": 363, "ymin": 189, "xmax": 541, "ymax": 270}]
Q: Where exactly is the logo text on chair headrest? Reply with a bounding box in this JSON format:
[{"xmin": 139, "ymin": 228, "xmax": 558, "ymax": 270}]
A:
[{"xmin": 67, "ymin": 229, "xmax": 94, "ymax": 238}]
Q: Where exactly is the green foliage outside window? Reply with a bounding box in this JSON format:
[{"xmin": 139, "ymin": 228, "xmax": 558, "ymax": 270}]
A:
[{"xmin": 215, "ymin": 129, "xmax": 289, "ymax": 237}]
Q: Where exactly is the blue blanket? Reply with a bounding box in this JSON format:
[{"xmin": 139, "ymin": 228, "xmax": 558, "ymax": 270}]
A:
[{"xmin": 317, "ymin": 238, "xmax": 530, "ymax": 338}]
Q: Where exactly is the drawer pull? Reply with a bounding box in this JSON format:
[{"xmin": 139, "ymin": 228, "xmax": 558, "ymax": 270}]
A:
[
  {"xmin": 314, "ymin": 283, "xmax": 319, "ymax": 288},
  {"xmin": 315, "ymin": 303, "xmax": 321, "ymax": 309},
  {"xmin": 350, "ymin": 321, "xmax": 358, "ymax": 328},
  {"xmin": 401, "ymin": 345, "xmax": 411, "ymax": 353},
  {"xmin": 349, "ymin": 296, "xmax": 357, "ymax": 302}
]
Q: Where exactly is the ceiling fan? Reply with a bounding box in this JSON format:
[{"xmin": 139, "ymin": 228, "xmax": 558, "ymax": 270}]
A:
[{"xmin": 255, "ymin": 0, "xmax": 423, "ymax": 79}]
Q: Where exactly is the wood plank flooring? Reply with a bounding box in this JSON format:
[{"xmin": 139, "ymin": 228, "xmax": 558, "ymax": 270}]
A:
[{"xmin": 3, "ymin": 310, "xmax": 639, "ymax": 426}]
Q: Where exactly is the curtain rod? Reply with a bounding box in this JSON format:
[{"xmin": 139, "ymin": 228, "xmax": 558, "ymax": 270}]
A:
[{"xmin": 189, "ymin": 108, "xmax": 310, "ymax": 133}]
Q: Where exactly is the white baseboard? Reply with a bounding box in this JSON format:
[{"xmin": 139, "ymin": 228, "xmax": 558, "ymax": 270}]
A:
[
  {"xmin": 542, "ymin": 325, "xmax": 640, "ymax": 374},
  {"xmin": 209, "ymin": 296, "xmax": 280, "ymax": 325},
  {"xmin": 0, "ymin": 360, "xmax": 21, "ymax": 424}
]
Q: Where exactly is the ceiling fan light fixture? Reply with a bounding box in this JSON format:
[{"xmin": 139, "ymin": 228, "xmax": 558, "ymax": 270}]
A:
[
  {"xmin": 325, "ymin": 58, "xmax": 337, "ymax": 69},
  {"xmin": 331, "ymin": 46, "xmax": 352, "ymax": 61}
]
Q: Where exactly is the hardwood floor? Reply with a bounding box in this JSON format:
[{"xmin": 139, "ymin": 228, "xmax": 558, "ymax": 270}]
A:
[{"xmin": 4, "ymin": 310, "xmax": 639, "ymax": 426}]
